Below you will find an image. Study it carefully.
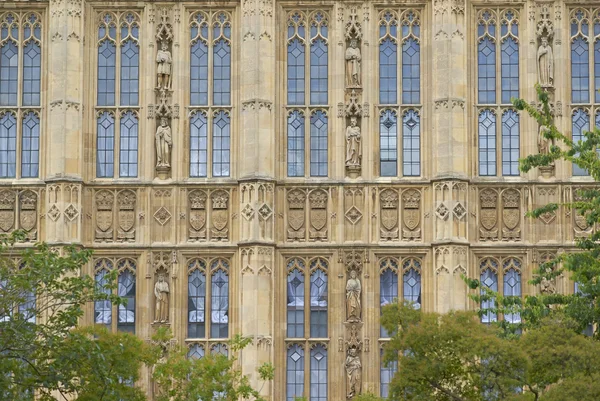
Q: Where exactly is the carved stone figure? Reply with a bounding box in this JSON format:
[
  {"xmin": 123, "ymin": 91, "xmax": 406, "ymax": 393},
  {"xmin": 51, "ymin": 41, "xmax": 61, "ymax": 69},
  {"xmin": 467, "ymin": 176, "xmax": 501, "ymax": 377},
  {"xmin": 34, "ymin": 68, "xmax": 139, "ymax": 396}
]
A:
[
  {"xmin": 540, "ymin": 276, "xmax": 557, "ymax": 295},
  {"xmin": 538, "ymin": 124, "xmax": 551, "ymax": 155},
  {"xmin": 345, "ymin": 117, "xmax": 362, "ymax": 167},
  {"xmin": 346, "ymin": 269, "xmax": 361, "ymax": 321},
  {"xmin": 345, "ymin": 39, "xmax": 361, "ymax": 87},
  {"xmin": 537, "ymin": 36, "xmax": 554, "ymax": 88},
  {"xmin": 155, "ymin": 118, "xmax": 172, "ymax": 168},
  {"xmin": 154, "ymin": 273, "xmax": 170, "ymax": 323},
  {"xmin": 345, "ymin": 347, "xmax": 362, "ymax": 399},
  {"xmin": 156, "ymin": 41, "xmax": 172, "ymax": 90}
]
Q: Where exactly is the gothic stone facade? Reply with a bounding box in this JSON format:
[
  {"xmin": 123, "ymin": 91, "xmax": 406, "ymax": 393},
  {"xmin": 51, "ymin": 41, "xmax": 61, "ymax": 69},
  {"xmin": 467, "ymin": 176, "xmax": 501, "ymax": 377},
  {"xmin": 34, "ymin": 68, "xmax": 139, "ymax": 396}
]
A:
[{"xmin": 0, "ymin": 0, "xmax": 595, "ymax": 399}]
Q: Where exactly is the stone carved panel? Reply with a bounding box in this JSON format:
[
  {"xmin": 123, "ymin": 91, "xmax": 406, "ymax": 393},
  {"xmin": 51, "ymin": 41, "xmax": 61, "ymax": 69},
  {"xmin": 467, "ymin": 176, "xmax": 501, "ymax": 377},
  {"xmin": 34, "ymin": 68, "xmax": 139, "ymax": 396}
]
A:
[
  {"xmin": 434, "ymin": 181, "xmax": 467, "ymax": 240},
  {"xmin": 379, "ymin": 189, "xmax": 399, "ymax": 241},
  {"xmin": 402, "ymin": 189, "xmax": 422, "ymax": 241},
  {"xmin": 94, "ymin": 189, "xmax": 136, "ymax": 242},
  {"xmin": 479, "ymin": 188, "xmax": 522, "ymax": 242},
  {"xmin": 210, "ymin": 190, "xmax": 230, "ymax": 241},
  {"xmin": 286, "ymin": 188, "xmax": 329, "ymax": 242},
  {"xmin": 0, "ymin": 190, "xmax": 16, "ymax": 233},
  {"xmin": 19, "ymin": 190, "xmax": 38, "ymax": 241},
  {"xmin": 188, "ymin": 190, "xmax": 207, "ymax": 241},
  {"xmin": 309, "ymin": 189, "xmax": 328, "ymax": 241},
  {"xmin": 435, "ymin": 246, "xmax": 468, "ymax": 313},
  {"xmin": 286, "ymin": 189, "xmax": 306, "ymax": 241},
  {"xmin": 572, "ymin": 187, "xmax": 593, "ymax": 238},
  {"xmin": 378, "ymin": 188, "xmax": 422, "ymax": 242},
  {"xmin": 344, "ymin": 188, "xmax": 364, "ymax": 242}
]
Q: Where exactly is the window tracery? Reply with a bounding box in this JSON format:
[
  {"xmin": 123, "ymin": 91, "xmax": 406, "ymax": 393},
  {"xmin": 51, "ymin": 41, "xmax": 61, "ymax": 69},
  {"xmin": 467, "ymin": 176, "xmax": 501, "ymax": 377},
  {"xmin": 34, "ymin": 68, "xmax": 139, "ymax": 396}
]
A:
[
  {"xmin": 476, "ymin": 9, "xmax": 520, "ymax": 177},
  {"xmin": 189, "ymin": 11, "xmax": 232, "ymax": 178},
  {"xmin": 285, "ymin": 11, "xmax": 329, "ymax": 178},
  {"xmin": 479, "ymin": 256, "xmax": 522, "ymax": 324},
  {"xmin": 0, "ymin": 12, "xmax": 42, "ymax": 179},
  {"xmin": 378, "ymin": 9, "xmax": 421, "ymax": 177},
  {"xmin": 95, "ymin": 11, "xmax": 140, "ymax": 178}
]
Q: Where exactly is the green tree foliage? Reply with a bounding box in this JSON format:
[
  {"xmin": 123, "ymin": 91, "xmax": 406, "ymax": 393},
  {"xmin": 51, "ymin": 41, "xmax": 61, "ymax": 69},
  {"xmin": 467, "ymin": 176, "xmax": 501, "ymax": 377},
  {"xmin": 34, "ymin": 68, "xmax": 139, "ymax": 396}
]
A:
[
  {"xmin": 0, "ymin": 231, "xmax": 155, "ymax": 400},
  {"xmin": 152, "ymin": 330, "xmax": 274, "ymax": 401},
  {"xmin": 380, "ymin": 302, "xmax": 600, "ymax": 401}
]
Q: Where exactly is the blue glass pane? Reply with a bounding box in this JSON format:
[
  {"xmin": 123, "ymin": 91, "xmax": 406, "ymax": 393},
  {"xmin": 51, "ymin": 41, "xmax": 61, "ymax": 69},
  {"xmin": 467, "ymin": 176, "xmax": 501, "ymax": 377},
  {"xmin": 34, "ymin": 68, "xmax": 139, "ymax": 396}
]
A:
[
  {"xmin": 310, "ymin": 345, "xmax": 327, "ymax": 401},
  {"xmin": 22, "ymin": 42, "xmax": 41, "ymax": 106},
  {"xmin": 0, "ymin": 113, "xmax": 16, "ymax": 178},
  {"xmin": 120, "ymin": 40, "xmax": 139, "ymax": 106},
  {"xmin": 288, "ymin": 39, "xmax": 306, "ymax": 105},
  {"xmin": 287, "ymin": 268, "xmax": 305, "ymax": 338},
  {"xmin": 501, "ymin": 110, "xmax": 519, "ymax": 176},
  {"xmin": 286, "ymin": 345, "xmax": 305, "ymax": 401},
  {"xmin": 402, "ymin": 38, "xmax": 420, "ymax": 104},
  {"xmin": 380, "ymin": 266, "xmax": 398, "ymax": 337},
  {"xmin": 479, "ymin": 109, "xmax": 496, "ymax": 176},
  {"xmin": 480, "ymin": 264, "xmax": 498, "ymax": 323},
  {"xmin": 572, "ymin": 108, "xmax": 590, "ymax": 176},
  {"xmin": 21, "ymin": 112, "xmax": 40, "ymax": 178},
  {"xmin": 310, "ymin": 39, "xmax": 328, "ymax": 105},
  {"xmin": 119, "ymin": 111, "xmax": 138, "ymax": 177},
  {"xmin": 213, "ymin": 39, "xmax": 231, "ymax": 105},
  {"xmin": 96, "ymin": 112, "xmax": 115, "ymax": 177},
  {"xmin": 212, "ymin": 111, "xmax": 230, "ymax": 177},
  {"xmin": 478, "ymin": 36, "xmax": 496, "ymax": 104},
  {"xmin": 402, "ymin": 109, "xmax": 420, "ymax": 176},
  {"xmin": 310, "ymin": 269, "xmax": 328, "ymax": 338},
  {"xmin": 571, "ymin": 36, "xmax": 589, "ymax": 103},
  {"xmin": 211, "ymin": 268, "xmax": 229, "ymax": 338},
  {"xmin": 190, "ymin": 40, "xmax": 208, "ymax": 105},
  {"xmin": 97, "ymin": 40, "xmax": 116, "ymax": 106},
  {"xmin": 380, "ymin": 110, "xmax": 397, "ymax": 177},
  {"xmin": 501, "ymin": 38, "xmax": 519, "ymax": 103},
  {"xmin": 188, "ymin": 267, "xmax": 206, "ymax": 338},
  {"xmin": 379, "ymin": 38, "xmax": 397, "ymax": 104},
  {"xmin": 310, "ymin": 111, "xmax": 328, "ymax": 177},
  {"xmin": 0, "ymin": 41, "xmax": 18, "ymax": 106},
  {"xmin": 287, "ymin": 111, "xmax": 305, "ymax": 177},
  {"xmin": 190, "ymin": 112, "xmax": 208, "ymax": 177}
]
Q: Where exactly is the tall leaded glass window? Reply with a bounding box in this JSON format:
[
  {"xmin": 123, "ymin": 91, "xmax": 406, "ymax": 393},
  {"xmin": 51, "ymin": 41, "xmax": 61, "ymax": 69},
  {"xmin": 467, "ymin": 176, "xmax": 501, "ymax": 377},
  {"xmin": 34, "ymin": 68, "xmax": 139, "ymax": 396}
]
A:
[
  {"xmin": 117, "ymin": 259, "xmax": 136, "ymax": 333},
  {"xmin": 210, "ymin": 259, "xmax": 229, "ymax": 338},
  {"xmin": 0, "ymin": 13, "xmax": 42, "ymax": 178},
  {"xmin": 187, "ymin": 343, "xmax": 205, "ymax": 359},
  {"xmin": 285, "ymin": 257, "xmax": 329, "ymax": 399},
  {"xmin": 572, "ymin": 108, "xmax": 590, "ymax": 176},
  {"xmin": 286, "ymin": 344, "xmax": 304, "ymax": 401},
  {"xmin": 379, "ymin": 257, "xmax": 421, "ymax": 338},
  {"xmin": 502, "ymin": 258, "xmax": 521, "ymax": 324},
  {"xmin": 186, "ymin": 258, "xmax": 230, "ymax": 340},
  {"xmin": 310, "ymin": 344, "xmax": 327, "ymax": 401},
  {"xmin": 476, "ymin": 9, "xmax": 520, "ymax": 177},
  {"xmin": 378, "ymin": 9, "xmax": 421, "ymax": 177},
  {"xmin": 189, "ymin": 11, "xmax": 232, "ymax": 177},
  {"xmin": 380, "ymin": 348, "xmax": 398, "ymax": 398},
  {"xmin": 17, "ymin": 263, "xmax": 36, "ymax": 323},
  {"xmin": 480, "ymin": 258, "xmax": 498, "ymax": 324},
  {"xmin": 571, "ymin": 10, "xmax": 590, "ymax": 104},
  {"xmin": 188, "ymin": 259, "xmax": 207, "ymax": 338},
  {"xmin": 96, "ymin": 12, "xmax": 140, "ymax": 178},
  {"xmin": 286, "ymin": 11, "xmax": 329, "ymax": 177},
  {"xmin": 94, "ymin": 259, "xmax": 113, "ymax": 329}
]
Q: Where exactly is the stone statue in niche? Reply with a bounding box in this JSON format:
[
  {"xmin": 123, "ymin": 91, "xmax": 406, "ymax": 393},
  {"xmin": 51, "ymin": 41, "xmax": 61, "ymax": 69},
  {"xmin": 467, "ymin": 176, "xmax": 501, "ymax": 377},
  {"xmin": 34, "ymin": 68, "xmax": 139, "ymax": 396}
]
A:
[
  {"xmin": 154, "ymin": 273, "xmax": 170, "ymax": 323},
  {"xmin": 538, "ymin": 124, "xmax": 550, "ymax": 155},
  {"xmin": 540, "ymin": 276, "xmax": 557, "ymax": 294},
  {"xmin": 346, "ymin": 269, "xmax": 361, "ymax": 321},
  {"xmin": 345, "ymin": 117, "xmax": 362, "ymax": 168},
  {"xmin": 345, "ymin": 39, "xmax": 361, "ymax": 87},
  {"xmin": 155, "ymin": 117, "xmax": 172, "ymax": 168},
  {"xmin": 537, "ymin": 36, "xmax": 554, "ymax": 88},
  {"xmin": 345, "ymin": 347, "xmax": 362, "ymax": 399},
  {"xmin": 156, "ymin": 41, "xmax": 172, "ymax": 90}
]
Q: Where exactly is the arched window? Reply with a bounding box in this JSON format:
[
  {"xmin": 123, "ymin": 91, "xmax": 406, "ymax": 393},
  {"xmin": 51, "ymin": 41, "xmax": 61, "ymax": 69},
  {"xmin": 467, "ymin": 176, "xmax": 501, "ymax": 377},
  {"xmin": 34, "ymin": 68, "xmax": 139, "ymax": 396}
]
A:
[
  {"xmin": 310, "ymin": 344, "xmax": 327, "ymax": 401},
  {"xmin": 478, "ymin": 109, "xmax": 497, "ymax": 176},
  {"xmin": 572, "ymin": 108, "xmax": 590, "ymax": 176},
  {"xmin": 377, "ymin": 10, "xmax": 421, "ymax": 177},
  {"xmin": 403, "ymin": 258, "xmax": 421, "ymax": 308},
  {"xmin": 380, "ymin": 258, "xmax": 399, "ymax": 337},
  {"xmin": 501, "ymin": 110, "xmax": 519, "ymax": 176},
  {"xmin": 212, "ymin": 110, "xmax": 230, "ymax": 177},
  {"xmin": 187, "ymin": 343, "xmax": 205, "ymax": 360},
  {"xmin": 286, "ymin": 344, "xmax": 304, "ymax": 401},
  {"xmin": 210, "ymin": 259, "xmax": 229, "ymax": 338},
  {"xmin": 480, "ymin": 258, "xmax": 499, "ymax": 324},
  {"xmin": 188, "ymin": 260, "xmax": 206, "ymax": 338},
  {"xmin": 286, "ymin": 11, "xmax": 329, "ymax": 178},
  {"xmin": 287, "ymin": 259, "xmax": 305, "ymax": 338},
  {"xmin": 380, "ymin": 348, "xmax": 398, "ymax": 398},
  {"xmin": 309, "ymin": 258, "xmax": 328, "ymax": 338},
  {"xmin": 0, "ymin": 13, "xmax": 42, "ymax": 178},
  {"xmin": 571, "ymin": 9, "xmax": 590, "ymax": 103},
  {"xmin": 95, "ymin": 12, "xmax": 140, "ymax": 179},
  {"xmin": 94, "ymin": 259, "xmax": 114, "ymax": 329},
  {"xmin": 212, "ymin": 12, "xmax": 231, "ymax": 106},
  {"xmin": 117, "ymin": 259, "xmax": 136, "ymax": 333},
  {"xmin": 503, "ymin": 258, "xmax": 521, "ymax": 324},
  {"xmin": 17, "ymin": 262, "xmax": 35, "ymax": 323},
  {"xmin": 476, "ymin": 9, "xmax": 520, "ymax": 177},
  {"xmin": 190, "ymin": 111, "xmax": 208, "ymax": 177}
]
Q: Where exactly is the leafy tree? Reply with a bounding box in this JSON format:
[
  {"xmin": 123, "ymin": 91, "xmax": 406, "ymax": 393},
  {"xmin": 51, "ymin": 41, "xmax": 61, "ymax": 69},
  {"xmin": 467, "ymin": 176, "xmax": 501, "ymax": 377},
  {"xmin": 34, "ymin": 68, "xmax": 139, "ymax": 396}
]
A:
[
  {"xmin": 152, "ymin": 330, "xmax": 274, "ymax": 401},
  {"xmin": 0, "ymin": 231, "xmax": 155, "ymax": 401},
  {"xmin": 380, "ymin": 302, "xmax": 600, "ymax": 401}
]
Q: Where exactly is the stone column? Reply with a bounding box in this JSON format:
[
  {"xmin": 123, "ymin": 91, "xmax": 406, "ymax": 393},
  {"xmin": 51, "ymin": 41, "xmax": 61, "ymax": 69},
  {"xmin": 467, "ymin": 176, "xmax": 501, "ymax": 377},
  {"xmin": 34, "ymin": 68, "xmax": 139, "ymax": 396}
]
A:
[
  {"xmin": 45, "ymin": 0, "xmax": 84, "ymax": 243},
  {"xmin": 237, "ymin": 1, "xmax": 276, "ymax": 397}
]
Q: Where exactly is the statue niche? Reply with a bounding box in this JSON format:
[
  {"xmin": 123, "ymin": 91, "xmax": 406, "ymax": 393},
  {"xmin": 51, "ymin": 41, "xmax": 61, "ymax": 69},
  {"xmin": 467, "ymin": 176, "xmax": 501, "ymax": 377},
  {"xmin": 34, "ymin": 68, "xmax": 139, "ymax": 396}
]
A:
[
  {"xmin": 345, "ymin": 39, "xmax": 361, "ymax": 88},
  {"xmin": 154, "ymin": 272, "xmax": 170, "ymax": 323},
  {"xmin": 156, "ymin": 40, "xmax": 172, "ymax": 91},
  {"xmin": 537, "ymin": 35, "xmax": 554, "ymax": 89},
  {"xmin": 155, "ymin": 117, "xmax": 173, "ymax": 170},
  {"xmin": 346, "ymin": 268, "xmax": 362, "ymax": 322},
  {"xmin": 345, "ymin": 346, "xmax": 362, "ymax": 399}
]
